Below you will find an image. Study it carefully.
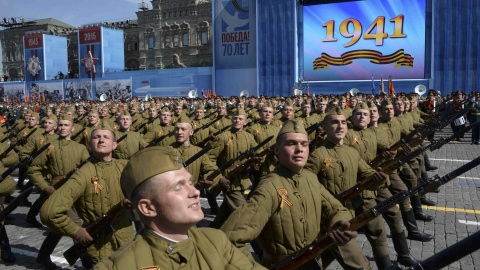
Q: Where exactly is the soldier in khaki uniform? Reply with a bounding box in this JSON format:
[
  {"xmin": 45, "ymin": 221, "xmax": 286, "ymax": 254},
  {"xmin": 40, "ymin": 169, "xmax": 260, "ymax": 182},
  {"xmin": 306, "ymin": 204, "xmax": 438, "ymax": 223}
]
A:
[
  {"xmin": 74, "ymin": 111, "xmax": 101, "ymax": 151},
  {"xmin": 28, "ymin": 114, "xmax": 90, "ymax": 269},
  {"xmin": 221, "ymin": 120, "xmax": 358, "ymax": 269},
  {"xmin": 40, "ymin": 123, "xmax": 134, "ymax": 269},
  {"xmin": 208, "ymin": 108, "xmax": 259, "ymax": 228},
  {"xmin": 93, "ymin": 146, "xmax": 265, "ymax": 270},
  {"xmin": 113, "ymin": 111, "xmax": 147, "ymax": 159},
  {"xmin": 190, "ymin": 104, "xmax": 212, "ymax": 146},
  {"xmin": 339, "ymin": 97, "xmax": 352, "ymax": 119},
  {"xmin": 129, "ymin": 104, "xmax": 144, "ymax": 131},
  {"xmin": 170, "ymin": 100, "xmax": 186, "ymax": 125},
  {"xmin": 298, "ymin": 99, "xmax": 318, "ymax": 141},
  {"xmin": 271, "ymin": 98, "xmax": 295, "ymax": 129},
  {"xmin": 139, "ymin": 107, "xmax": 160, "ymax": 135},
  {"xmin": 209, "ymin": 101, "xmax": 231, "ymax": 133},
  {"xmin": 143, "ymin": 107, "xmax": 176, "ymax": 146}
]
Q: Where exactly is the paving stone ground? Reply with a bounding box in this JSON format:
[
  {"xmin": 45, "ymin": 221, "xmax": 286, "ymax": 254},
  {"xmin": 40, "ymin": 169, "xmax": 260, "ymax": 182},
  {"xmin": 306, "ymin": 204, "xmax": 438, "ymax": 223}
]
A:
[{"xmin": 0, "ymin": 126, "xmax": 479, "ymax": 269}]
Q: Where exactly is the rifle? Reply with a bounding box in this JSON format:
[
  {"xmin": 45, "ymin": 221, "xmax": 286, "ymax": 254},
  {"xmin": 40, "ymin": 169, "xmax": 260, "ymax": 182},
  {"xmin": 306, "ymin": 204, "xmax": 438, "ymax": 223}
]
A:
[
  {"xmin": 271, "ymin": 155, "xmax": 480, "ymax": 270},
  {"xmin": 3, "ymin": 122, "xmax": 17, "ymax": 134},
  {"xmin": 1, "ymin": 126, "xmax": 26, "ymax": 143},
  {"xmin": 336, "ymin": 123, "xmax": 479, "ymax": 208},
  {"xmin": 0, "ymin": 127, "xmax": 38, "ymax": 159},
  {"xmin": 0, "ymin": 186, "xmax": 34, "ymax": 222},
  {"xmin": 134, "ymin": 116, "xmax": 158, "ymax": 132},
  {"xmin": 0, "ymin": 142, "xmax": 51, "ymax": 183},
  {"xmin": 73, "ymin": 113, "xmax": 87, "ymax": 124},
  {"xmin": 149, "ymin": 130, "xmax": 174, "ymax": 146},
  {"xmin": 208, "ymin": 135, "xmax": 274, "ymax": 197},
  {"xmin": 71, "ymin": 127, "xmax": 86, "ymax": 140},
  {"xmin": 193, "ymin": 117, "xmax": 219, "ymax": 134},
  {"xmin": 28, "ymin": 134, "xmax": 128, "ymax": 219},
  {"xmin": 196, "ymin": 124, "xmax": 232, "ymax": 147}
]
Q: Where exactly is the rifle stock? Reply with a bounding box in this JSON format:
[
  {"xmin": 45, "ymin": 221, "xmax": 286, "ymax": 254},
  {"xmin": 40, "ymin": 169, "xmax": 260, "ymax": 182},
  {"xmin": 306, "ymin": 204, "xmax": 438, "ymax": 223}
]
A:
[
  {"xmin": 196, "ymin": 124, "xmax": 232, "ymax": 147},
  {"xmin": 71, "ymin": 127, "xmax": 86, "ymax": 140}
]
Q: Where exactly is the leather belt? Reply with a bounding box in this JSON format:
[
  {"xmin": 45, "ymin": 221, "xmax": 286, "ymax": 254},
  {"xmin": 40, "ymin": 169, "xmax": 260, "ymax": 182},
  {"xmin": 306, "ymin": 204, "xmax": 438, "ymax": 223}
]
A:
[{"xmin": 52, "ymin": 176, "xmax": 64, "ymax": 181}]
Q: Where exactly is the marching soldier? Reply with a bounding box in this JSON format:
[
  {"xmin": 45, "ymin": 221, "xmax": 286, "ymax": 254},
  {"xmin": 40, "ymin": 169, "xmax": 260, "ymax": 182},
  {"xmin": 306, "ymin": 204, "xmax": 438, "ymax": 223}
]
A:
[
  {"xmin": 94, "ymin": 146, "xmax": 265, "ymax": 270},
  {"xmin": 143, "ymin": 107, "xmax": 175, "ymax": 146},
  {"xmin": 170, "ymin": 100, "xmax": 186, "ymax": 125},
  {"xmin": 271, "ymin": 98, "xmax": 295, "ymax": 129},
  {"xmin": 128, "ymin": 104, "xmax": 143, "ymax": 131},
  {"xmin": 40, "ymin": 123, "xmax": 134, "ymax": 269},
  {"xmin": 28, "ymin": 114, "xmax": 90, "ymax": 269},
  {"xmin": 75, "ymin": 111, "xmax": 101, "ymax": 151},
  {"xmin": 113, "ymin": 111, "xmax": 147, "ymax": 159},
  {"xmin": 298, "ymin": 99, "xmax": 317, "ymax": 141},
  {"xmin": 139, "ymin": 107, "xmax": 160, "ymax": 135},
  {"xmin": 190, "ymin": 104, "xmax": 211, "ymax": 146}
]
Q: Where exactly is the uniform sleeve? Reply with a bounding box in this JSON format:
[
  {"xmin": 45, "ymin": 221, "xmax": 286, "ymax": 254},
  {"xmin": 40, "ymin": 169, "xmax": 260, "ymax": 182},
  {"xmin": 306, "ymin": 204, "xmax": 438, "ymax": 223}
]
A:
[
  {"xmin": 221, "ymin": 181, "xmax": 275, "ymax": 258},
  {"xmin": 142, "ymin": 129, "xmax": 157, "ymax": 144},
  {"xmin": 0, "ymin": 164, "xmax": 16, "ymax": 197},
  {"xmin": 218, "ymin": 229, "xmax": 267, "ymax": 269},
  {"xmin": 137, "ymin": 133, "xmax": 148, "ymax": 148},
  {"xmin": 357, "ymin": 158, "xmax": 379, "ymax": 191},
  {"xmin": 319, "ymin": 184, "xmax": 353, "ymax": 229},
  {"xmin": 200, "ymin": 155, "xmax": 222, "ymax": 183},
  {"xmin": 0, "ymin": 142, "xmax": 19, "ymax": 167},
  {"xmin": 305, "ymin": 148, "xmax": 322, "ymax": 175},
  {"xmin": 208, "ymin": 134, "xmax": 225, "ymax": 161},
  {"xmin": 40, "ymin": 169, "xmax": 87, "ymax": 237},
  {"xmin": 27, "ymin": 151, "xmax": 50, "ymax": 191},
  {"xmin": 17, "ymin": 136, "xmax": 36, "ymax": 158}
]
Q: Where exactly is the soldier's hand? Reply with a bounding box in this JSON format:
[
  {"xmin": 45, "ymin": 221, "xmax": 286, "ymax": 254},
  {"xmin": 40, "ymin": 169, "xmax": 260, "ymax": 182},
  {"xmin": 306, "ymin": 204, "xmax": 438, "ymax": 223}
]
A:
[
  {"xmin": 74, "ymin": 227, "xmax": 93, "ymax": 247},
  {"xmin": 208, "ymin": 134, "xmax": 217, "ymax": 141},
  {"xmin": 199, "ymin": 174, "xmax": 214, "ymax": 189},
  {"xmin": 372, "ymin": 169, "xmax": 388, "ymax": 186},
  {"xmin": 329, "ymin": 220, "xmax": 357, "ymax": 246},
  {"xmin": 382, "ymin": 150, "xmax": 397, "ymax": 159},
  {"xmin": 218, "ymin": 177, "xmax": 230, "ymax": 189},
  {"xmin": 43, "ymin": 186, "xmax": 56, "ymax": 196},
  {"xmin": 401, "ymin": 144, "xmax": 412, "ymax": 155}
]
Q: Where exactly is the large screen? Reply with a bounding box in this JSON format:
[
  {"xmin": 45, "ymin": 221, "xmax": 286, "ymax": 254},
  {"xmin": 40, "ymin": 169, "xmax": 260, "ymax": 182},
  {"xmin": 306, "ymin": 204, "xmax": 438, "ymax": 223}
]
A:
[{"xmin": 303, "ymin": 0, "xmax": 425, "ymax": 81}]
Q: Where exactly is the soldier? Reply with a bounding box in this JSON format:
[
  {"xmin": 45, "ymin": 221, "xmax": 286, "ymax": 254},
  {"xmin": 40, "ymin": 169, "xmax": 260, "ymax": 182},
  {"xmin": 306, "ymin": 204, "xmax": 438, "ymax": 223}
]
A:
[
  {"xmin": 313, "ymin": 97, "xmax": 328, "ymax": 122},
  {"xmin": 298, "ymin": 99, "xmax": 317, "ymax": 141},
  {"xmin": 221, "ymin": 120, "xmax": 360, "ymax": 269},
  {"xmin": 113, "ymin": 111, "xmax": 147, "ymax": 159},
  {"xmin": 170, "ymin": 100, "xmax": 186, "ymax": 125},
  {"xmin": 271, "ymin": 98, "xmax": 295, "ymax": 129},
  {"xmin": 139, "ymin": 106, "xmax": 160, "ymax": 135},
  {"xmin": 93, "ymin": 146, "xmax": 265, "ymax": 269},
  {"xmin": 40, "ymin": 123, "xmax": 134, "ymax": 269},
  {"xmin": 190, "ymin": 104, "xmax": 211, "ymax": 146},
  {"xmin": 28, "ymin": 114, "xmax": 90, "ymax": 269},
  {"xmin": 210, "ymin": 101, "xmax": 230, "ymax": 132},
  {"xmin": 208, "ymin": 108, "xmax": 260, "ymax": 228},
  {"xmin": 75, "ymin": 111, "xmax": 101, "ymax": 151},
  {"xmin": 143, "ymin": 107, "xmax": 175, "ymax": 146},
  {"xmin": 339, "ymin": 97, "xmax": 352, "ymax": 119},
  {"xmin": 128, "ymin": 104, "xmax": 143, "ymax": 131}
]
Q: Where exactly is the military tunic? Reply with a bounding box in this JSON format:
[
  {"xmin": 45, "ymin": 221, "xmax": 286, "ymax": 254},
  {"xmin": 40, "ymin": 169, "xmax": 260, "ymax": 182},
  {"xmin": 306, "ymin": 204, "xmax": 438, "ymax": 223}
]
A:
[
  {"xmin": 113, "ymin": 130, "xmax": 147, "ymax": 159},
  {"xmin": 190, "ymin": 118, "xmax": 211, "ymax": 146},
  {"xmin": 40, "ymin": 158, "xmax": 134, "ymax": 262},
  {"xmin": 74, "ymin": 124, "xmax": 100, "ymax": 151},
  {"xmin": 143, "ymin": 124, "xmax": 175, "ymax": 146}
]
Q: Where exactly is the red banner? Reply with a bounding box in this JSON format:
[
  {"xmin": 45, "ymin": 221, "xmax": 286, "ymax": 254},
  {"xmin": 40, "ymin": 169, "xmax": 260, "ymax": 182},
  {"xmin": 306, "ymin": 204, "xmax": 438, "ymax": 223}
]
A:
[
  {"xmin": 24, "ymin": 35, "xmax": 43, "ymax": 49},
  {"xmin": 79, "ymin": 28, "xmax": 101, "ymax": 44}
]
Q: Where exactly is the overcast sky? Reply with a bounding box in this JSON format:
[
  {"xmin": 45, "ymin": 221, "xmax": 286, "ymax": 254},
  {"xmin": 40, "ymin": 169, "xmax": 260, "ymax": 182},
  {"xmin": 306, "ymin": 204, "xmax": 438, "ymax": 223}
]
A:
[{"xmin": 0, "ymin": 0, "xmax": 144, "ymax": 72}]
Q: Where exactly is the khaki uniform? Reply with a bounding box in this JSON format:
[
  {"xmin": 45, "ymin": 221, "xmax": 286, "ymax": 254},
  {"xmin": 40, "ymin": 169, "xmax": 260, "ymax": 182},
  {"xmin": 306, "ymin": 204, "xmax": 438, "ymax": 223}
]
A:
[
  {"xmin": 94, "ymin": 228, "xmax": 266, "ymax": 270},
  {"xmin": 271, "ymin": 116, "xmax": 291, "ymax": 129},
  {"xmin": 191, "ymin": 118, "xmax": 211, "ymax": 146},
  {"xmin": 297, "ymin": 114, "xmax": 318, "ymax": 141},
  {"xmin": 209, "ymin": 116, "xmax": 231, "ymax": 133},
  {"xmin": 139, "ymin": 118, "xmax": 160, "ymax": 135},
  {"xmin": 130, "ymin": 113, "xmax": 144, "ymax": 131},
  {"xmin": 113, "ymin": 130, "xmax": 147, "ymax": 159},
  {"xmin": 40, "ymin": 158, "xmax": 134, "ymax": 264},
  {"xmin": 74, "ymin": 124, "xmax": 100, "ymax": 151},
  {"xmin": 143, "ymin": 124, "xmax": 175, "ymax": 146},
  {"xmin": 221, "ymin": 164, "xmax": 354, "ymax": 268}
]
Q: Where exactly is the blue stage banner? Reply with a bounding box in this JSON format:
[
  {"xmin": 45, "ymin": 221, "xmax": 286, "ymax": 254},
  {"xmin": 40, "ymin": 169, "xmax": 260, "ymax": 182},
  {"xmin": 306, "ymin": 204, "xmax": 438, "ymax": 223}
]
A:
[
  {"xmin": 0, "ymin": 82, "xmax": 25, "ymax": 102},
  {"xmin": 214, "ymin": 0, "xmax": 257, "ymax": 96},
  {"xmin": 43, "ymin": 35, "xmax": 68, "ymax": 80},
  {"xmin": 24, "ymin": 35, "xmax": 45, "ymax": 81},
  {"xmin": 303, "ymin": 0, "xmax": 426, "ymax": 81},
  {"xmin": 78, "ymin": 27, "xmax": 102, "ymax": 80}
]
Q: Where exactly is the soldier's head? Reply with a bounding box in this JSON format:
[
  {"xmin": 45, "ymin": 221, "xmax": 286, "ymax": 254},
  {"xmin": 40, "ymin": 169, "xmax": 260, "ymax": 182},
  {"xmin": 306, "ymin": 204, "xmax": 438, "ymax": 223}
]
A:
[
  {"xmin": 380, "ymin": 100, "xmax": 395, "ymax": 121},
  {"xmin": 54, "ymin": 107, "xmax": 61, "ymax": 116},
  {"xmin": 174, "ymin": 101, "xmax": 183, "ymax": 116},
  {"xmin": 316, "ymin": 98, "xmax": 327, "ymax": 113},
  {"xmin": 216, "ymin": 102, "xmax": 226, "ymax": 116},
  {"xmin": 43, "ymin": 115, "xmax": 58, "ymax": 133},
  {"xmin": 121, "ymin": 147, "xmax": 202, "ymax": 237},
  {"xmin": 323, "ymin": 108, "xmax": 348, "ymax": 145},
  {"xmin": 282, "ymin": 99, "xmax": 294, "ymax": 120},
  {"xmin": 350, "ymin": 98, "xmax": 358, "ymax": 108},
  {"xmin": 194, "ymin": 104, "xmax": 205, "ymax": 120},
  {"xmin": 117, "ymin": 112, "xmax": 132, "ymax": 131},
  {"xmin": 260, "ymin": 102, "xmax": 274, "ymax": 123},
  {"xmin": 236, "ymin": 102, "xmax": 245, "ymax": 109},
  {"xmin": 110, "ymin": 106, "xmax": 118, "ymax": 114},
  {"xmin": 100, "ymin": 107, "xmax": 109, "ymax": 118},
  {"xmin": 301, "ymin": 100, "xmax": 311, "ymax": 116},
  {"xmin": 58, "ymin": 115, "xmax": 75, "ymax": 139},
  {"xmin": 77, "ymin": 107, "xmax": 85, "ymax": 116},
  {"xmin": 148, "ymin": 107, "xmax": 158, "ymax": 119},
  {"xmin": 160, "ymin": 108, "xmax": 171, "ymax": 125},
  {"xmin": 174, "ymin": 116, "xmax": 193, "ymax": 144},
  {"xmin": 367, "ymin": 101, "xmax": 379, "ymax": 124},
  {"xmin": 351, "ymin": 103, "xmax": 370, "ymax": 130},
  {"xmin": 275, "ymin": 120, "xmax": 309, "ymax": 174},
  {"xmin": 88, "ymin": 112, "xmax": 100, "ymax": 125},
  {"xmin": 45, "ymin": 107, "xmax": 53, "ymax": 116},
  {"xmin": 392, "ymin": 99, "xmax": 404, "ymax": 115},
  {"xmin": 130, "ymin": 105, "xmax": 138, "ymax": 115},
  {"xmin": 90, "ymin": 125, "xmax": 117, "ymax": 160},
  {"xmin": 28, "ymin": 112, "xmax": 40, "ymax": 127},
  {"xmin": 231, "ymin": 109, "xmax": 247, "ymax": 131},
  {"xmin": 338, "ymin": 97, "xmax": 347, "ymax": 109}
]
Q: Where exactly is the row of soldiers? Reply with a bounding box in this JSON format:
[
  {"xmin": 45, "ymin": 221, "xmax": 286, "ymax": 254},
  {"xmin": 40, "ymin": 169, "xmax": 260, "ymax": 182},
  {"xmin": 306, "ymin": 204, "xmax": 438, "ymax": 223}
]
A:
[{"xmin": 0, "ymin": 90, "xmax": 477, "ymax": 269}]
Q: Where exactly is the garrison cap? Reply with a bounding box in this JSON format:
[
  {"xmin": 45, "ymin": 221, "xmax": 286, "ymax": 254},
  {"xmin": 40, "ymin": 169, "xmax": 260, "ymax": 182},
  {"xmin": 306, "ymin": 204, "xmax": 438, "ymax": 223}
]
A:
[
  {"xmin": 174, "ymin": 100, "xmax": 182, "ymax": 107},
  {"xmin": 176, "ymin": 115, "xmax": 192, "ymax": 125},
  {"xmin": 30, "ymin": 112, "xmax": 40, "ymax": 119},
  {"xmin": 277, "ymin": 119, "xmax": 307, "ymax": 141},
  {"xmin": 366, "ymin": 101, "xmax": 378, "ymax": 108},
  {"xmin": 232, "ymin": 108, "xmax": 246, "ymax": 116},
  {"xmin": 316, "ymin": 97, "xmax": 326, "ymax": 103},
  {"xmin": 352, "ymin": 102, "xmax": 370, "ymax": 113},
  {"xmin": 59, "ymin": 114, "xmax": 73, "ymax": 122},
  {"xmin": 301, "ymin": 99, "xmax": 311, "ymax": 107},
  {"xmin": 119, "ymin": 110, "xmax": 131, "ymax": 116},
  {"xmin": 120, "ymin": 146, "xmax": 183, "ymax": 200},
  {"xmin": 195, "ymin": 104, "xmax": 205, "ymax": 111},
  {"xmin": 94, "ymin": 121, "xmax": 114, "ymax": 132},
  {"xmin": 325, "ymin": 106, "xmax": 345, "ymax": 117},
  {"xmin": 284, "ymin": 98, "xmax": 294, "ymax": 107},
  {"xmin": 381, "ymin": 99, "xmax": 393, "ymax": 108},
  {"xmin": 262, "ymin": 101, "xmax": 273, "ymax": 109},
  {"xmin": 46, "ymin": 114, "xmax": 58, "ymax": 123},
  {"xmin": 160, "ymin": 107, "xmax": 170, "ymax": 113}
]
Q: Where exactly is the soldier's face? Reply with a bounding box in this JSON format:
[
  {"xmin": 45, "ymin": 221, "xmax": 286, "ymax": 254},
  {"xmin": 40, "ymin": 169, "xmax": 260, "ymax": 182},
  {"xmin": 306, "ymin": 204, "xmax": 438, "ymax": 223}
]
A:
[
  {"xmin": 46, "ymin": 109, "xmax": 53, "ymax": 115},
  {"xmin": 174, "ymin": 106, "xmax": 183, "ymax": 115},
  {"xmin": 393, "ymin": 101, "xmax": 404, "ymax": 114},
  {"xmin": 352, "ymin": 109, "xmax": 370, "ymax": 129},
  {"xmin": 118, "ymin": 115, "xmax": 132, "ymax": 130},
  {"xmin": 282, "ymin": 106, "xmax": 294, "ymax": 120},
  {"xmin": 174, "ymin": 123, "xmax": 193, "ymax": 143},
  {"xmin": 369, "ymin": 107, "xmax": 379, "ymax": 123},
  {"xmin": 130, "ymin": 107, "xmax": 138, "ymax": 114},
  {"xmin": 382, "ymin": 105, "xmax": 395, "ymax": 121},
  {"xmin": 217, "ymin": 106, "xmax": 226, "ymax": 116},
  {"xmin": 28, "ymin": 117, "xmax": 39, "ymax": 127},
  {"xmin": 316, "ymin": 102, "xmax": 327, "ymax": 112},
  {"xmin": 78, "ymin": 108, "xmax": 85, "ymax": 115},
  {"xmin": 43, "ymin": 119, "xmax": 57, "ymax": 132},
  {"xmin": 323, "ymin": 115, "xmax": 348, "ymax": 144},
  {"xmin": 194, "ymin": 110, "xmax": 204, "ymax": 120},
  {"xmin": 58, "ymin": 120, "xmax": 75, "ymax": 138},
  {"xmin": 101, "ymin": 109, "xmax": 109, "ymax": 117},
  {"xmin": 275, "ymin": 133, "xmax": 309, "ymax": 174},
  {"xmin": 160, "ymin": 112, "xmax": 171, "ymax": 125},
  {"xmin": 260, "ymin": 107, "xmax": 274, "ymax": 123},
  {"xmin": 90, "ymin": 130, "xmax": 117, "ymax": 155},
  {"xmin": 301, "ymin": 104, "xmax": 311, "ymax": 116},
  {"xmin": 350, "ymin": 100, "xmax": 357, "ymax": 107},
  {"xmin": 145, "ymin": 168, "xmax": 203, "ymax": 229},
  {"xmin": 88, "ymin": 113, "xmax": 100, "ymax": 125},
  {"xmin": 232, "ymin": 115, "xmax": 247, "ymax": 131},
  {"xmin": 339, "ymin": 100, "xmax": 346, "ymax": 109},
  {"xmin": 149, "ymin": 108, "xmax": 158, "ymax": 118}
]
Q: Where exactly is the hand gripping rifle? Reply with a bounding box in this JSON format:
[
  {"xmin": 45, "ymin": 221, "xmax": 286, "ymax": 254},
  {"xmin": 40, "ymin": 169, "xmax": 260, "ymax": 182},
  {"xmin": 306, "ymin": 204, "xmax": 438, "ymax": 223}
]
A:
[
  {"xmin": 73, "ymin": 113, "xmax": 88, "ymax": 124},
  {"xmin": 270, "ymin": 155, "xmax": 480, "ymax": 270},
  {"xmin": 70, "ymin": 127, "xmax": 86, "ymax": 141},
  {"xmin": 209, "ymin": 135, "xmax": 274, "ymax": 197},
  {"xmin": 149, "ymin": 130, "xmax": 174, "ymax": 146},
  {"xmin": 63, "ymin": 142, "xmax": 209, "ymax": 266},
  {"xmin": 0, "ymin": 127, "xmax": 37, "ymax": 158},
  {"xmin": 336, "ymin": 122, "xmax": 480, "ymax": 209},
  {"xmin": 0, "ymin": 126, "xmax": 26, "ymax": 143},
  {"xmin": 196, "ymin": 124, "xmax": 232, "ymax": 147}
]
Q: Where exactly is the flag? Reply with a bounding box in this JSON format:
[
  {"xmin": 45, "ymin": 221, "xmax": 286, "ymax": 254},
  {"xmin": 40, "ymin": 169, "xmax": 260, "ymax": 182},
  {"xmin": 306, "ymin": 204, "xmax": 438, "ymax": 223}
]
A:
[
  {"xmin": 388, "ymin": 76, "xmax": 396, "ymax": 96},
  {"xmin": 201, "ymin": 89, "xmax": 204, "ymax": 97},
  {"xmin": 213, "ymin": 89, "xmax": 216, "ymax": 97},
  {"xmin": 42, "ymin": 91, "xmax": 45, "ymax": 102},
  {"xmin": 292, "ymin": 87, "xmax": 295, "ymax": 97},
  {"xmin": 380, "ymin": 75, "xmax": 385, "ymax": 94},
  {"xmin": 371, "ymin": 75, "xmax": 375, "ymax": 95},
  {"xmin": 308, "ymin": 86, "xmax": 311, "ymax": 96},
  {"xmin": 33, "ymin": 92, "xmax": 36, "ymax": 102}
]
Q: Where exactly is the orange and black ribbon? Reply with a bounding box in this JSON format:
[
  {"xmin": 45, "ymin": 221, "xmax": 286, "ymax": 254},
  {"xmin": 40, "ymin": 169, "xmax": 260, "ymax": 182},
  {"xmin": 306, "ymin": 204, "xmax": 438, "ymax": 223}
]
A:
[{"xmin": 313, "ymin": 49, "xmax": 414, "ymax": 71}]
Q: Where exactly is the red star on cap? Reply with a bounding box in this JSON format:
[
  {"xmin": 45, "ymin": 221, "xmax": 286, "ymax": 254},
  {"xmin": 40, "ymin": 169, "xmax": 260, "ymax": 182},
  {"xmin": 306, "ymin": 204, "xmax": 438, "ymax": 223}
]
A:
[{"xmin": 81, "ymin": 51, "xmax": 98, "ymax": 73}]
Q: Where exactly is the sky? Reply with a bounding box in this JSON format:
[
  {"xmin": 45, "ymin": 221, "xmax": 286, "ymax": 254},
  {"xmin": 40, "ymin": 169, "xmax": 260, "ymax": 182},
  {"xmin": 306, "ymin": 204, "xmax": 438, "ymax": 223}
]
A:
[{"xmin": 0, "ymin": 0, "xmax": 143, "ymax": 72}]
